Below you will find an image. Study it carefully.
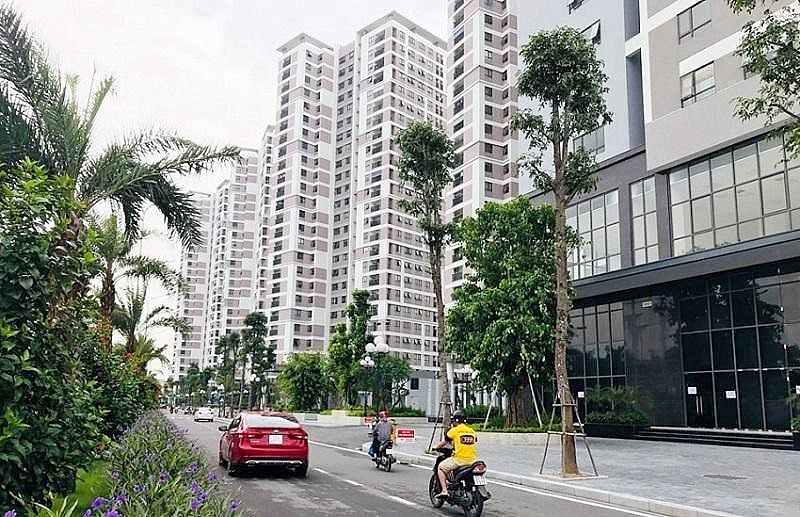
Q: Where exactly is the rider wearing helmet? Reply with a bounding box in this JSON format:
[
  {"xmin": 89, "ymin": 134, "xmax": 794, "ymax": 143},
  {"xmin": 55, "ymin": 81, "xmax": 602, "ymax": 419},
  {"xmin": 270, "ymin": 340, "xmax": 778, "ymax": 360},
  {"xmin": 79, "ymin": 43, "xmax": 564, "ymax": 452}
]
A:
[
  {"xmin": 435, "ymin": 410, "xmax": 478, "ymax": 498},
  {"xmin": 370, "ymin": 409, "xmax": 393, "ymax": 458}
]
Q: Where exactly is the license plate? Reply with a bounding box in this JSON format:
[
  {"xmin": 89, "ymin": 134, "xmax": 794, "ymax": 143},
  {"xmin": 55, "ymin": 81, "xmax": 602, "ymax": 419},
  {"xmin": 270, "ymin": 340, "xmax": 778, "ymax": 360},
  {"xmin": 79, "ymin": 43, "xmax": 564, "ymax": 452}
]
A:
[
  {"xmin": 474, "ymin": 475, "xmax": 487, "ymax": 486},
  {"xmin": 268, "ymin": 434, "xmax": 283, "ymax": 445}
]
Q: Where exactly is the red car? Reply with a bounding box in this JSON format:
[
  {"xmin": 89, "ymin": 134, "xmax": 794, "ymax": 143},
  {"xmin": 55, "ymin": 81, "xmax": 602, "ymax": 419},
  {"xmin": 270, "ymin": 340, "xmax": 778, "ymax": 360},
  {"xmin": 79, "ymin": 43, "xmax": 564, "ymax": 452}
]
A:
[{"xmin": 218, "ymin": 413, "xmax": 309, "ymax": 476}]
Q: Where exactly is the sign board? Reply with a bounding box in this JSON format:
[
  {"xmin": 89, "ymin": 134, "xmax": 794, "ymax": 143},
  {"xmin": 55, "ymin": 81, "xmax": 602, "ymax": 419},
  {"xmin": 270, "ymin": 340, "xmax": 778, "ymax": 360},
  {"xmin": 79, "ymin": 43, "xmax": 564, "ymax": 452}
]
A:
[
  {"xmin": 641, "ymin": 300, "xmax": 653, "ymax": 308},
  {"xmin": 796, "ymin": 385, "xmax": 800, "ymax": 395},
  {"xmin": 725, "ymin": 390, "xmax": 736, "ymax": 399},
  {"xmin": 362, "ymin": 416, "xmax": 375, "ymax": 426},
  {"xmin": 577, "ymin": 391, "xmax": 585, "ymax": 399},
  {"xmin": 395, "ymin": 428, "xmax": 416, "ymax": 443},
  {"xmin": 687, "ymin": 386, "xmax": 698, "ymax": 395}
]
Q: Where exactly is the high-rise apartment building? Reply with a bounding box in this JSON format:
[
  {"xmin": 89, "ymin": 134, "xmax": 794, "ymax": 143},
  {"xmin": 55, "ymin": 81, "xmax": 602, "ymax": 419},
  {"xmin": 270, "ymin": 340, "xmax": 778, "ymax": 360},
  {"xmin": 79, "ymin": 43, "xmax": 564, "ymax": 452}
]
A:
[
  {"xmin": 201, "ymin": 150, "xmax": 260, "ymax": 369},
  {"xmin": 171, "ymin": 192, "xmax": 213, "ymax": 379}
]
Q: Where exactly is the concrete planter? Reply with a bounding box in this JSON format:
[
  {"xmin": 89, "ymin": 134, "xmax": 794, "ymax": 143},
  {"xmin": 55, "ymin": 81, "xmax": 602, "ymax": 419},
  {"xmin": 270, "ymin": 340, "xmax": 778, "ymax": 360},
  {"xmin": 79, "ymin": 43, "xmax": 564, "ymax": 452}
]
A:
[
  {"xmin": 476, "ymin": 432, "xmax": 549, "ymax": 446},
  {"xmin": 583, "ymin": 423, "xmax": 644, "ymax": 439}
]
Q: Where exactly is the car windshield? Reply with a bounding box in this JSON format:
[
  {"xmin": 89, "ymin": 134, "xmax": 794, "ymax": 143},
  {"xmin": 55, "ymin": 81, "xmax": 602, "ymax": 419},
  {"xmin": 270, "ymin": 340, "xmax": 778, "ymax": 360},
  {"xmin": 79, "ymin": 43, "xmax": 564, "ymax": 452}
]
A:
[
  {"xmin": 244, "ymin": 415, "xmax": 301, "ymax": 429},
  {"xmin": 196, "ymin": 407, "xmax": 211, "ymax": 412}
]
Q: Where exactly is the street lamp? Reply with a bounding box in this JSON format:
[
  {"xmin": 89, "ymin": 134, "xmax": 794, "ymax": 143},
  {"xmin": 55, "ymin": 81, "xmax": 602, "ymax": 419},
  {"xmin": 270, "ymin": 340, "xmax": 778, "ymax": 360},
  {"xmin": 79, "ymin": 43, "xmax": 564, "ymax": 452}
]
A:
[{"xmin": 360, "ymin": 335, "xmax": 389, "ymax": 416}]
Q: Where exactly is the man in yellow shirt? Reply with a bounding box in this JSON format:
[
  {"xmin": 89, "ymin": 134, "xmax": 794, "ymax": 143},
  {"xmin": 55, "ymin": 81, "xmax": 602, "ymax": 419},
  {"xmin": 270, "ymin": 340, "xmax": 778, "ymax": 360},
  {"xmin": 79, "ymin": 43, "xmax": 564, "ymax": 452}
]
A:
[{"xmin": 435, "ymin": 410, "xmax": 477, "ymax": 498}]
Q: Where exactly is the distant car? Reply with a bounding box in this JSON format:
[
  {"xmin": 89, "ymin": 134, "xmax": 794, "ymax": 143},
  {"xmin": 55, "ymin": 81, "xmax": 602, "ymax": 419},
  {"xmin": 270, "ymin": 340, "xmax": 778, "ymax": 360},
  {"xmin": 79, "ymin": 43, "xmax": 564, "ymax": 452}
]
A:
[
  {"xmin": 183, "ymin": 407, "xmax": 193, "ymax": 415},
  {"xmin": 194, "ymin": 407, "xmax": 214, "ymax": 422},
  {"xmin": 218, "ymin": 413, "xmax": 309, "ymax": 477}
]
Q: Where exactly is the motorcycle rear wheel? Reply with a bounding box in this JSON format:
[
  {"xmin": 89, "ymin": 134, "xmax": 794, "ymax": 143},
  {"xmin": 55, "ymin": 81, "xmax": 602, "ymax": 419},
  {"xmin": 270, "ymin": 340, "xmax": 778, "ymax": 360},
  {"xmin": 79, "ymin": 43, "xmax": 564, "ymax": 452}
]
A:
[
  {"xmin": 428, "ymin": 474, "xmax": 444, "ymax": 508},
  {"xmin": 462, "ymin": 490, "xmax": 484, "ymax": 517}
]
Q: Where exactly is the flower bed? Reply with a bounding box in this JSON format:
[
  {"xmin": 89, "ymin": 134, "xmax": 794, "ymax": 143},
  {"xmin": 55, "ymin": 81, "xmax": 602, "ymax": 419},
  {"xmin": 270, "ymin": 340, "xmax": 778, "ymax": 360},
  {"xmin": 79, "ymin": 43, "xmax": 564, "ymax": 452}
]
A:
[{"xmin": 84, "ymin": 412, "xmax": 241, "ymax": 517}]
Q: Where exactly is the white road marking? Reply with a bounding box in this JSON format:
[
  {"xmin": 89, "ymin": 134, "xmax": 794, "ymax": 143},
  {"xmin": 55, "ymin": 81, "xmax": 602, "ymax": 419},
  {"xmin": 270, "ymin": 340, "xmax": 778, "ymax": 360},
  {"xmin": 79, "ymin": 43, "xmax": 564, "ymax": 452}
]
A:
[
  {"xmin": 313, "ymin": 467, "xmax": 328, "ymax": 474},
  {"xmin": 343, "ymin": 479, "xmax": 363, "ymax": 487},
  {"xmin": 309, "ymin": 440, "xmax": 368, "ymax": 455},
  {"xmin": 488, "ymin": 479, "xmax": 658, "ymax": 517},
  {"xmin": 387, "ymin": 495, "xmax": 418, "ymax": 508}
]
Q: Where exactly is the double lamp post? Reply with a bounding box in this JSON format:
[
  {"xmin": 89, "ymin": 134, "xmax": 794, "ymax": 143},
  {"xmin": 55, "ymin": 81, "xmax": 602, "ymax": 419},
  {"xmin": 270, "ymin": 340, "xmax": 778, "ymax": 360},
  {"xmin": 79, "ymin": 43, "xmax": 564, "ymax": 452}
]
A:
[{"xmin": 359, "ymin": 335, "xmax": 389, "ymax": 418}]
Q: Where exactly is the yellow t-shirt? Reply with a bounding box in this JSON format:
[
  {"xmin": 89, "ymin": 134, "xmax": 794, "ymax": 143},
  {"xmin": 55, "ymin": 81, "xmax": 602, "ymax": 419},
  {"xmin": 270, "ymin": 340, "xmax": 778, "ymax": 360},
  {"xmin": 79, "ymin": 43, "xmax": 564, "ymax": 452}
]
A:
[{"xmin": 446, "ymin": 423, "xmax": 478, "ymax": 463}]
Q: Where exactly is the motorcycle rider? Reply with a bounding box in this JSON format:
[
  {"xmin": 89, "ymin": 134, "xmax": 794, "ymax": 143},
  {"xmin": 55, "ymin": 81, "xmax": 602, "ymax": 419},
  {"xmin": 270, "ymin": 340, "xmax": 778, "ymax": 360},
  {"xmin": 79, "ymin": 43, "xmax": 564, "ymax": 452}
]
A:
[
  {"xmin": 370, "ymin": 410, "xmax": 393, "ymax": 458},
  {"xmin": 434, "ymin": 410, "xmax": 477, "ymax": 499}
]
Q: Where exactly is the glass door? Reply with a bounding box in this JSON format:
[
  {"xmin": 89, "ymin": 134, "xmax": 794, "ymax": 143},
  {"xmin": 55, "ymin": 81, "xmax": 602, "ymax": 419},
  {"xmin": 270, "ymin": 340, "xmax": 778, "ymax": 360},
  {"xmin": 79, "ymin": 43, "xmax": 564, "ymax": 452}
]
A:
[{"xmin": 685, "ymin": 373, "xmax": 715, "ymax": 428}]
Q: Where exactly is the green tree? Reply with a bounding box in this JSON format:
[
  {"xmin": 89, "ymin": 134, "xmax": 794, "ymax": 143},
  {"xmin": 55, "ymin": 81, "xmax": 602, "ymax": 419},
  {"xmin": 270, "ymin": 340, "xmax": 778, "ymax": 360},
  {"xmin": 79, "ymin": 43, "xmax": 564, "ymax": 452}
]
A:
[
  {"xmin": 240, "ymin": 311, "xmax": 275, "ymax": 410},
  {"xmin": 511, "ymin": 27, "xmax": 611, "ymax": 475},
  {"xmin": 729, "ymin": 0, "xmax": 800, "ymax": 158},
  {"xmin": 327, "ymin": 289, "xmax": 375, "ymax": 406},
  {"xmin": 395, "ymin": 121, "xmax": 458, "ymax": 431},
  {"xmin": 90, "ymin": 214, "xmax": 184, "ymax": 348},
  {"xmin": 448, "ymin": 198, "xmax": 557, "ymax": 427},
  {"xmin": 0, "ymin": 161, "xmax": 105, "ymax": 508},
  {"xmin": 277, "ymin": 352, "xmax": 329, "ymax": 411},
  {"xmin": 111, "ymin": 282, "xmax": 188, "ymax": 359},
  {"xmin": 370, "ymin": 354, "xmax": 412, "ymax": 412},
  {"xmin": 214, "ymin": 332, "xmax": 244, "ymax": 413}
]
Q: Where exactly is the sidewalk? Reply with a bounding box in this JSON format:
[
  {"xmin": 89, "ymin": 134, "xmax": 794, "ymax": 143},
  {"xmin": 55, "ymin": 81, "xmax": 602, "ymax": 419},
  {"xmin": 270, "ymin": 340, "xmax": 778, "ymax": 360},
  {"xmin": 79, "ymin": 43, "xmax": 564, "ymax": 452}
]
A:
[
  {"xmin": 296, "ymin": 423, "xmax": 795, "ymax": 517},
  {"xmin": 384, "ymin": 431, "xmax": 797, "ymax": 517}
]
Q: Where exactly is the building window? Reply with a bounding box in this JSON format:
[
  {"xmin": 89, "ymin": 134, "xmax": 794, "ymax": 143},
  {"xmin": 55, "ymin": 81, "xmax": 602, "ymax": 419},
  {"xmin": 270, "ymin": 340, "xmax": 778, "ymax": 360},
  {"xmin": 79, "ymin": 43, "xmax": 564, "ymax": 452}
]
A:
[
  {"xmin": 681, "ymin": 62, "xmax": 715, "ymax": 107},
  {"xmin": 669, "ymin": 132, "xmax": 800, "ymax": 257},
  {"xmin": 678, "ymin": 0, "xmax": 711, "ymax": 41},
  {"xmin": 630, "ymin": 177, "xmax": 659, "ymax": 265},
  {"xmin": 566, "ymin": 190, "xmax": 621, "ymax": 279},
  {"xmin": 573, "ymin": 125, "xmax": 605, "ymax": 154}
]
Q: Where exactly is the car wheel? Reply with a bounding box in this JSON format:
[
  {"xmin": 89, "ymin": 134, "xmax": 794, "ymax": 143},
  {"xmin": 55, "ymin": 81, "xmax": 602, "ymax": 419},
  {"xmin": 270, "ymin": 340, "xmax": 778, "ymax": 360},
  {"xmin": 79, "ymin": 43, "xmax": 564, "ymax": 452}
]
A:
[
  {"xmin": 218, "ymin": 452, "xmax": 226, "ymax": 467},
  {"xmin": 226, "ymin": 447, "xmax": 237, "ymax": 476},
  {"xmin": 295, "ymin": 463, "xmax": 308, "ymax": 477}
]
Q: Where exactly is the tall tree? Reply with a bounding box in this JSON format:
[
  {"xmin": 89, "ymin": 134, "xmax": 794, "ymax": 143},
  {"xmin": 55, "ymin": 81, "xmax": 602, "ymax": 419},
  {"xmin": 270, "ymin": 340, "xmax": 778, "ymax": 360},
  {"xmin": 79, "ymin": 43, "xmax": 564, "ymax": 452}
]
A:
[
  {"xmin": 327, "ymin": 289, "xmax": 375, "ymax": 406},
  {"xmin": 729, "ymin": 0, "xmax": 800, "ymax": 158},
  {"xmin": 369, "ymin": 354, "xmax": 412, "ymax": 412},
  {"xmin": 511, "ymin": 28, "xmax": 611, "ymax": 475},
  {"xmin": 448, "ymin": 198, "xmax": 558, "ymax": 427},
  {"xmin": 214, "ymin": 331, "xmax": 242, "ymax": 412},
  {"xmin": 91, "ymin": 214, "xmax": 184, "ymax": 348},
  {"xmin": 395, "ymin": 121, "xmax": 458, "ymax": 431}
]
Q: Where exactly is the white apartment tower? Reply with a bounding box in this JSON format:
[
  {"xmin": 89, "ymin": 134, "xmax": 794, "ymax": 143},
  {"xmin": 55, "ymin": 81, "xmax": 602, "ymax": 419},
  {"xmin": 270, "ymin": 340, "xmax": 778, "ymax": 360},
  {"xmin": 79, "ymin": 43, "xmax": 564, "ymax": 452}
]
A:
[
  {"xmin": 171, "ymin": 192, "xmax": 213, "ymax": 378},
  {"xmin": 444, "ymin": 0, "xmax": 521, "ymax": 303},
  {"xmin": 201, "ymin": 150, "xmax": 260, "ymax": 369}
]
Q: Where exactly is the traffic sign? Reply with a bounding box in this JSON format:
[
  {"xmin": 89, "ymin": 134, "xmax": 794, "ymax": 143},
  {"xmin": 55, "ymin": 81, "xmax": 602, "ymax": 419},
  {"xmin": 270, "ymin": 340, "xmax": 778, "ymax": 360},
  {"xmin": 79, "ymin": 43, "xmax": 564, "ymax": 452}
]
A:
[
  {"xmin": 362, "ymin": 416, "xmax": 375, "ymax": 426},
  {"xmin": 395, "ymin": 428, "xmax": 415, "ymax": 443}
]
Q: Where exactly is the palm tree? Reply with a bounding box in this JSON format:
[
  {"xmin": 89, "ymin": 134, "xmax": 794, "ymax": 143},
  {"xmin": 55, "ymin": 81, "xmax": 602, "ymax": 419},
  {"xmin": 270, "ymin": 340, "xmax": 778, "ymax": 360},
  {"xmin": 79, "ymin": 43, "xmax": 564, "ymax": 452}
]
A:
[
  {"xmin": 127, "ymin": 334, "xmax": 170, "ymax": 373},
  {"xmin": 112, "ymin": 282, "xmax": 189, "ymax": 355},
  {"xmin": 92, "ymin": 214, "xmax": 184, "ymax": 348},
  {"xmin": 0, "ymin": 5, "xmax": 237, "ymax": 270}
]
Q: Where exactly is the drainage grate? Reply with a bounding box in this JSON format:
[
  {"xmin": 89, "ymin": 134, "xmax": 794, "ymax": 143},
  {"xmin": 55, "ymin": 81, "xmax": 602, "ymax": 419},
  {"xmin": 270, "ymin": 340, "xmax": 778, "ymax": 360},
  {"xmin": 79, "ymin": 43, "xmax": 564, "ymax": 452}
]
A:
[{"xmin": 703, "ymin": 474, "xmax": 747, "ymax": 480}]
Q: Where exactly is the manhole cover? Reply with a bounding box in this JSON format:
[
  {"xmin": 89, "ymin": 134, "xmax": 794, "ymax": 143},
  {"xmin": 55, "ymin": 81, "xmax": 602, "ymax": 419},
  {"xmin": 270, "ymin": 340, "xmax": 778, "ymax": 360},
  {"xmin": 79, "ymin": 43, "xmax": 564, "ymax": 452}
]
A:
[{"xmin": 703, "ymin": 474, "xmax": 747, "ymax": 480}]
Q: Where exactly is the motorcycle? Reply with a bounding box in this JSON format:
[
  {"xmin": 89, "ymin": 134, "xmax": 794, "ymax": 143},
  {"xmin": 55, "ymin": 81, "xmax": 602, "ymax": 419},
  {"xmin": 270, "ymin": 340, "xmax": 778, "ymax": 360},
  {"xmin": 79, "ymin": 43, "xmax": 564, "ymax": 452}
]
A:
[
  {"xmin": 372, "ymin": 439, "xmax": 395, "ymax": 472},
  {"xmin": 428, "ymin": 447, "xmax": 490, "ymax": 517}
]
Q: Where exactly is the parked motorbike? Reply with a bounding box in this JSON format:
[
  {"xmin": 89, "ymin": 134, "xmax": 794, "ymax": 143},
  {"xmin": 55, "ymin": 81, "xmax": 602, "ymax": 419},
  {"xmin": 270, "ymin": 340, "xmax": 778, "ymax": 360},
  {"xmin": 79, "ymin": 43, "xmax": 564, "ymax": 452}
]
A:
[
  {"xmin": 428, "ymin": 447, "xmax": 490, "ymax": 517},
  {"xmin": 372, "ymin": 439, "xmax": 395, "ymax": 472}
]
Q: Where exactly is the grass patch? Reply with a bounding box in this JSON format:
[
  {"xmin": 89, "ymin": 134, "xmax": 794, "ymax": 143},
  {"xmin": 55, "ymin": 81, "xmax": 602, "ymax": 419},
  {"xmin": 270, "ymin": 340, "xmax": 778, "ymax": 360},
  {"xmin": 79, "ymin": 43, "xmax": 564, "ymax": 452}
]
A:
[
  {"xmin": 34, "ymin": 462, "xmax": 109, "ymax": 517},
  {"xmin": 480, "ymin": 423, "xmax": 560, "ymax": 433}
]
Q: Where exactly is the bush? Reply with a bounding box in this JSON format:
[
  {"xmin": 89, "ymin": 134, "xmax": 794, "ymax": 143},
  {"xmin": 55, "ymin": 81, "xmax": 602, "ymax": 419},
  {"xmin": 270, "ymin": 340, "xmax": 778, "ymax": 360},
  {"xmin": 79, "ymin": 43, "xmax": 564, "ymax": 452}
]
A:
[
  {"xmin": 462, "ymin": 404, "xmax": 504, "ymax": 420},
  {"xmin": 481, "ymin": 423, "xmax": 560, "ymax": 433},
  {"xmin": 388, "ymin": 407, "xmax": 426, "ymax": 417},
  {"xmin": 791, "ymin": 416, "xmax": 800, "ymax": 432},
  {"xmin": 97, "ymin": 412, "xmax": 241, "ymax": 516},
  {"xmin": 586, "ymin": 409, "xmax": 649, "ymax": 426}
]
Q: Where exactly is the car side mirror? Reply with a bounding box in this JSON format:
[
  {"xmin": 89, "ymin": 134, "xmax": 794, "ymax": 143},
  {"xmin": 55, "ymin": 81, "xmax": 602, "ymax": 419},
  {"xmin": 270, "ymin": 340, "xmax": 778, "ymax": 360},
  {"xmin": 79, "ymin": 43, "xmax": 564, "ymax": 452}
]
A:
[{"xmin": 218, "ymin": 426, "xmax": 228, "ymax": 432}]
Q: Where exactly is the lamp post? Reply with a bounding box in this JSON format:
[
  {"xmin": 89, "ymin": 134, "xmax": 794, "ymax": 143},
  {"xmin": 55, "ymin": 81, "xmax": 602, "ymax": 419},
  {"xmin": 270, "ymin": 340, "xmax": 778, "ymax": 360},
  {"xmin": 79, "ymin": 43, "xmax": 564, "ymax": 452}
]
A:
[{"xmin": 360, "ymin": 335, "xmax": 389, "ymax": 415}]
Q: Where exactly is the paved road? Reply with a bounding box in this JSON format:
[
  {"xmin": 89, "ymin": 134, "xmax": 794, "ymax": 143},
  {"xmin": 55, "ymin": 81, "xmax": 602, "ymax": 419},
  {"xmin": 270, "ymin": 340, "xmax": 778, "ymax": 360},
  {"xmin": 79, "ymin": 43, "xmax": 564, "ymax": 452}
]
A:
[{"xmin": 171, "ymin": 414, "xmax": 664, "ymax": 517}]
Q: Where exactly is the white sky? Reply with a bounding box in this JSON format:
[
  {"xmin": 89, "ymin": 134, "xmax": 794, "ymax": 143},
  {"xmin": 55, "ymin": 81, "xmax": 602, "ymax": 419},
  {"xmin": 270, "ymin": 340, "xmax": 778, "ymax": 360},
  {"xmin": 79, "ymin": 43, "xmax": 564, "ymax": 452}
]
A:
[{"xmin": 13, "ymin": 0, "xmax": 448, "ymax": 378}]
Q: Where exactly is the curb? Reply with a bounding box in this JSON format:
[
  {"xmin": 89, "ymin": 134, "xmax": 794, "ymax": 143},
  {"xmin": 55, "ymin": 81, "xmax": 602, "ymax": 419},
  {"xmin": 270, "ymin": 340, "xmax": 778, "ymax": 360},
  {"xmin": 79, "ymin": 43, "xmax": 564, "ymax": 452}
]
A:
[{"xmin": 387, "ymin": 448, "xmax": 740, "ymax": 517}]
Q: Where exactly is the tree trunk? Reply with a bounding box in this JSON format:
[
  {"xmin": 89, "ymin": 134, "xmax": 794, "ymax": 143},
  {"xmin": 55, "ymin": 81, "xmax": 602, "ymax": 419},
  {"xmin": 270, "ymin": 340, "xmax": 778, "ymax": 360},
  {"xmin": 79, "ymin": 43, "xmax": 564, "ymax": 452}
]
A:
[
  {"xmin": 47, "ymin": 211, "xmax": 89, "ymax": 328},
  {"xmin": 554, "ymin": 168, "xmax": 579, "ymax": 475},
  {"xmin": 506, "ymin": 385, "xmax": 528, "ymax": 427},
  {"xmin": 431, "ymin": 246, "xmax": 451, "ymax": 435}
]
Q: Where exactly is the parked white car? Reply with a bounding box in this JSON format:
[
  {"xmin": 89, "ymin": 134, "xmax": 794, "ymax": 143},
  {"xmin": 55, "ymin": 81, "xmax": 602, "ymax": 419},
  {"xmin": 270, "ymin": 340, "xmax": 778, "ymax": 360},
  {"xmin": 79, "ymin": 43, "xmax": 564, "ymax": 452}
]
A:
[{"xmin": 193, "ymin": 407, "xmax": 214, "ymax": 422}]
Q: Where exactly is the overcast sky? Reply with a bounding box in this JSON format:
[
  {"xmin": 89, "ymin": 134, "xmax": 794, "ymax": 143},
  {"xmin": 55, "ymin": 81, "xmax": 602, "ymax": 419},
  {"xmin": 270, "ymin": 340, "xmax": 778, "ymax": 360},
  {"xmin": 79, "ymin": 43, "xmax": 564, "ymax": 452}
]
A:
[
  {"xmin": 13, "ymin": 1, "xmax": 448, "ymax": 378},
  {"xmin": 17, "ymin": 0, "xmax": 448, "ymax": 193}
]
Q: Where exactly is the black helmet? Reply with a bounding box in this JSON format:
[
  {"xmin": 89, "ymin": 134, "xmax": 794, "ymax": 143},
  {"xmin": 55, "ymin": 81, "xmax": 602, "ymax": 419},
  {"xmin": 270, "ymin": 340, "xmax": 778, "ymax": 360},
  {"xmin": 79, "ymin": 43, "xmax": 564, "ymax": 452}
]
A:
[{"xmin": 452, "ymin": 410, "xmax": 467, "ymax": 423}]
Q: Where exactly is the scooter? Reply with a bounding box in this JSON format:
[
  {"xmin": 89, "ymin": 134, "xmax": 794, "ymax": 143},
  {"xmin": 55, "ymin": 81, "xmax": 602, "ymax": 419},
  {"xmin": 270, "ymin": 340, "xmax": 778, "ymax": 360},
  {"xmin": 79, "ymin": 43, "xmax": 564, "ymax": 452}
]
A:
[
  {"xmin": 372, "ymin": 439, "xmax": 395, "ymax": 472},
  {"xmin": 428, "ymin": 447, "xmax": 490, "ymax": 517}
]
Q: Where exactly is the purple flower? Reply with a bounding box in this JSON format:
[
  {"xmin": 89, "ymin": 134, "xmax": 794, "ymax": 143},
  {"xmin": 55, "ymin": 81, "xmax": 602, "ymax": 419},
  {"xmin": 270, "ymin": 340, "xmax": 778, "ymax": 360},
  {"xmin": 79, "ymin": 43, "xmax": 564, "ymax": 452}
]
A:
[
  {"xmin": 159, "ymin": 469, "xmax": 170, "ymax": 482},
  {"xmin": 189, "ymin": 480, "xmax": 201, "ymax": 494},
  {"xmin": 4, "ymin": 511, "xmax": 17, "ymax": 517},
  {"xmin": 229, "ymin": 501, "xmax": 239, "ymax": 511},
  {"xmin": 184, "ymin": 462, "xmax": 199, "ymax": 474},
  {"xmin": 189, "ymin": 499, "xmax": 202, "ymax": 512},
  {"xmin": 198, "ymin": 492, "xmax": 208, "ymax": 503},
  {"xmin": 110, "ymin": 471, "xmax": 120, "ymax": 480},
  {"xmin": 82, "ymin": 510, "xmax": 91, "ymax": 517},
  {"xmin": 114, "ymin": 493, "xmax": 127, "ymax": 503},
  {"xmin": 91, "ymin": 497, "xmax": 105, "ymax": 511},
  {"xmin": 207, "ymin": 471, "xmax": 218, "ymax": 482},
  {"xmin": 104, "ymin": 511, "xmax": 120, "ymax": 517},
  {"xmin": 132, "ymin": 484, "xmax": 142, "ymax": 493}
]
